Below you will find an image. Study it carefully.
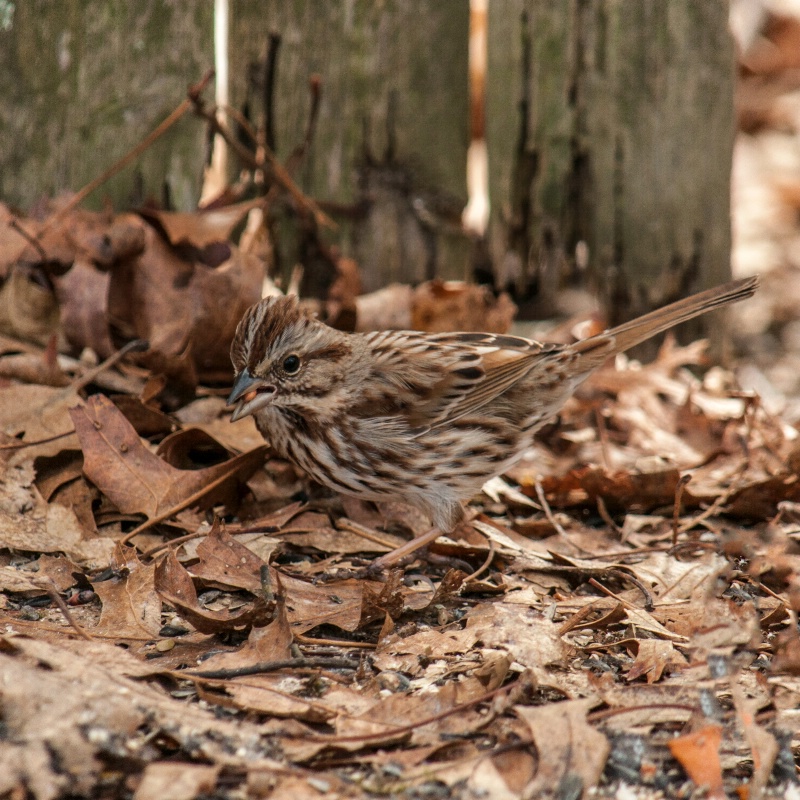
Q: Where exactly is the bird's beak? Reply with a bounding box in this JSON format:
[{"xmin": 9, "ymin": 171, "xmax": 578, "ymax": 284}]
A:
[{"xmin": 227, "ymin": 368, "xmax": 276, "ymax": 422}]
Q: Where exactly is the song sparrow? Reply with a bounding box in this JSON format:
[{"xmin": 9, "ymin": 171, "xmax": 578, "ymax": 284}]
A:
[{"xmin": 228, "ymin": 277, "xmax": 757, "ymax": 564}]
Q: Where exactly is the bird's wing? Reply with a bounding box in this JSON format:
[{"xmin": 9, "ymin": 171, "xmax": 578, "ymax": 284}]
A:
[
  {"xmin": 421, "ymin": 332, "xmax": 565, "ymax": 428},
  {"xmin": 359, "ymin": 330, "xmax": 567, "ymax": 430}
]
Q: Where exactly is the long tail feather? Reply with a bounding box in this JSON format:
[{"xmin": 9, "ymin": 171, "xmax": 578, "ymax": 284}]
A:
[{"xmin": 571, "ymin": 276, "xmax": 759, "ymax": 369}]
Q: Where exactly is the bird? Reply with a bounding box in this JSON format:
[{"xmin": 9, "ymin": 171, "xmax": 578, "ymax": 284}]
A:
[{"xmin": 228, "ymin": 276, "xmax": 758, "ymax": 567}]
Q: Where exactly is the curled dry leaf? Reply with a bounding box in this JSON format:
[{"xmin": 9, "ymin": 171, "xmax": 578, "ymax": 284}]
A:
[
  {"xmin": 194, "ymin": 602, "xmax": 295, "ymax": 673},
  {"xmin": 106, "ymin": 217, "xmax": 263, "ymax": 387},
  {"xmin": 138, "ymin": 200, "xmax": 260, "ymax": 251},
  {"xmin": 189, "ymin": 524, "xmax": 366, "ymax": 633},
  {"xmin": 70, "ymin": 394, "xmax": 267, "ymax": 520},
  {"xmin": 54, "ymin": 212, "xmax": 148, "ymax": 358},
  {"xmin": 154, "ymin": 550, "xmax": 271, "ymax": 635},
  {"xmin": 411, "ymin": 279, "xmax": 516, "ymax": 334},
  {"xmin": 625, "ymin": 639, "xmax": 688, "ymax": 683},
  {"xmin": 0, "ymin": 264, "xmax": 60, "ymax": 345}
]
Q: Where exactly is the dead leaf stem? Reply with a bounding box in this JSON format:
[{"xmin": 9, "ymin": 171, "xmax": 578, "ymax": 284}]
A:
[
  {"xmin": 187, "ymin": 656, "xmax": 359, "ymax": 680},
  {"xmin": 188, "ymin": 83, "xmax": 335, "ymax": 231},
  {"xmin": 119, "ymin": 466, "xmax": 246, "ymax": 545},
  {"xmin": 41, "ymin": 579, "xmax": 95, "ymax": 641},
  {"xmin": 673, "ymin": 473, "xmax": 693, "ymax": 544},
  {"xmin": 44, "ymin": 70, "xmax": 214, "ymax": 230}
]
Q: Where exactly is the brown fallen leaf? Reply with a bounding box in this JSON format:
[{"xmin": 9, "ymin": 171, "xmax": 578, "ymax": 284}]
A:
[
  {"xmin": 106, "ymin": 218, "xmax": 263, "ymax": 387},
  {"xmin": 195, "ymin": 601, "xmax": 295, "ymax": 673},
  {"xmin": 0, "ymin": 465, "xmax": 114, "ymax": 568},
  {"xmin": 191, "ymin": 521, "xmax": 267, "ymax": 593},
  {"xmin": 625, "ymin": 639, "xmax": 688, "ymax": 683},
  {"xmin": 112, "ymin": 395, "xmax": 175, "ymax": 438},
  {"xmin": 154, "ymin": 550, "xmax": 271, "ymax": 634},
  {"xmin": 0, "ymin": 384, "xmax": 81, "ymax": 462},
  {"xmin": 133, "ymin": 762, "xmax": 221, "ymax": 800},
  {"xmin": 36, "ymin": 554, "xmax": 83, "ymax": 593},
  {"xmin": 667, "ymin": 724, "xmax": 725, "ymax": 799},
  {"xmin": 139, "ymin": 200, "xmax": 260, "ymax": 251},
  {"xmin": 70, "ymin": 394, "xmax": 267, "ymax": 522},
  {"xmin": 515, "ymin": 698, "xmax": 610, "ymax": 797},
  {"xmin": 56, "ymin": 259, "xmax": 116, "ymax": 359},
  {"xmin": 90, "ymin": 544, "xmax": 162, "ymax": 640},
  {"xmin": 187, "ymin": 523, "xmax": 367, "ymax": 634},
  {"xmin": 0, "ymin": 264, "xmax": 60, "ymax": 345},
  {"xmin": 0, "ymin": 554, "xmax": 83, "ymax": 595}
]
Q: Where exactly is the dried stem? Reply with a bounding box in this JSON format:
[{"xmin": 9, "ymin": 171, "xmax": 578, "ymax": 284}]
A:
[{"xmin": 43, "ymin": 70, "xmax": 215, "ymax": 231}]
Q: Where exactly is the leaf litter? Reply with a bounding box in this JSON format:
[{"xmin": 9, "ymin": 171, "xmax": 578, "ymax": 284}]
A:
[{"xmin": 1, "ymin": 65, "xmax": 799, "ymax": 800}]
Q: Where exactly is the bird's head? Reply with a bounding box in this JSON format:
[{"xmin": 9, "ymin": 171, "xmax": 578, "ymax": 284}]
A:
[{"xmin": 227, "ymin": 295, "xmax": 352, "ymax": 422}]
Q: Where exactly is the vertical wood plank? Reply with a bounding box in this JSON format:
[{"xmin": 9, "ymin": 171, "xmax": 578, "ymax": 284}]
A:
[
  {"xmin": 228, "ymin": 0, "xmax": 470, "ymax": 290},
  {"xmin": 487, "ymin": 0, "xmax": 735, "ymax": 345},
  {"xmin": 0, "ymin": 1, "xmax": 214, "ymax": 211}
]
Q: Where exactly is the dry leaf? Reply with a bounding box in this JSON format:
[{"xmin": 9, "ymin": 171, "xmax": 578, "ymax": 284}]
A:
[
  {"xmin": 626, "ymin": 639, "xmax": 687, "ymax": 683},
  {"xmin": 133, "ymin": 763, "xmax": 221, "ymax": 800},
  {"xmin": 71, "ymin": 394, "xmax": 267, "ymax": 519},
  {"xmin": 154, "ymin": 550, "xmax": 271, "ymax": 634},
  {"xmin": 667, "ymin": 724, "xmax": 725, "ymax": 799},
  {"xmin": 90, "ymin": 544, "xmax": 162, "ymax": 639},
  {"xmin": 516, "ymin": 698, "xmax": 610, "ymax": 797}
]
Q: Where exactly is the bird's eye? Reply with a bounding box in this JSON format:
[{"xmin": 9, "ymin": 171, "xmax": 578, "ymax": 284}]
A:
[{"xmin": 282, "ymin": 354, "xmax": 301, "ymax": 374}]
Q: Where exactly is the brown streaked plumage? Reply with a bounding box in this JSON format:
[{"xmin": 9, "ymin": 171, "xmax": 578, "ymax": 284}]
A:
[{"xmin": 228, "ymin": 277, "xmax": 758, "ymax": 555}]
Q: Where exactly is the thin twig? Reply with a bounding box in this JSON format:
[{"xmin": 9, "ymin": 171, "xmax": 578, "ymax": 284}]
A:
[
  {"xmin": 42, "ymin": 580, "xmax": 94, "ymax": 641},
  {"xmin": 534, "ymin": 478, "xmax": 568, "ymax": 538},
  {"xmin": 43, "ymin": 70, "xmax": 214, "ymax": 231},
  {"xmin": 286, "ymin": 75, "xmax": 322, "ymax": 173},
  {"xmin": 188, "ymin": 656, "xmax": 358, "ymax": 680},
  {"xmin": 604, "ymin": 569, "xmax": 654, "ymax": 611},
  {"xmin": 220, "ymin": 103, "xmax": 259, "ymax": 145},
  {"xmin": 140, "ymin": 529, "xmax": 206, "ymax": 560},
  {"xmin": 588, "ymin": 703, "xmax": 698, "ymax": 723},
  {"xmin": 119, "ymin": 465, "xmax": 252, "ymax": 545},
  {"xmin": 336, "ymin": 518, "xmax": 402, "ymax": 550},
  {"xmin": 0, "ymin": 430, "xmax": 73, "ymax": 451},
  {"xmin": 465, "ymin": 534, "xmax": 495, "ymax": 583},
  {"xmin": 596, "ymin": 495, "xmax": 622, "ymax": 537},
  {"xmin": 557, "ymin": 603, "xmax": 598, "ymax": 636},
  {"xmin": 70, "ymin": 338, "xmax": 149, "ymax": 393},
  {"xmin": 588, "ymin": 575, "xmax": 654, "ymax": 613},
  {"xmin": 188, "ymin": 89, "xmax": 335, "ymax": 230},
  {"xmin": 259, "ymin": 565, "xmax": 274, "ymax": 603},
  {"xmin": 9, "ymin": 218, "xmax": 47, "ymax": 261},
  {"xmin": 594, "ymin": 405, "xmax": 612, "ymax": 470},
  {"xmin": 294, "ymin": 633, "xmax": 375, "ymax": 649},
  {"xmin": 369, "ymin": 526, "xmax": 443, "ymax": 571},
  {"xmin": 672, "ymin": 474, "xmax": 692, "ymax": 545},
  {"xmin": 676, "ymin": 477, "xmax": 740, "ymax": 535},
  {"xmin": 262, "ymin": 32, "xmax": 281, "ymax": 152}
]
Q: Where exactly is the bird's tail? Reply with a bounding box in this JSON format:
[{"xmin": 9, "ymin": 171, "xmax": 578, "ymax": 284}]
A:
[{"xmin": 570, "ymin": 276, "xmax": 759, "ymax": 370}]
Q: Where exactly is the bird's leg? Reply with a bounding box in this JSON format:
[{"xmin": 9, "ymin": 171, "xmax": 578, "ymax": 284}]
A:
[{"xmin": 369, "ymin": 526, "xmax": 444, "ymax": 571}]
